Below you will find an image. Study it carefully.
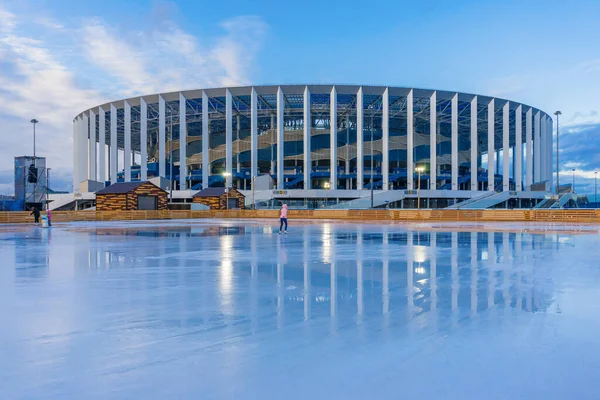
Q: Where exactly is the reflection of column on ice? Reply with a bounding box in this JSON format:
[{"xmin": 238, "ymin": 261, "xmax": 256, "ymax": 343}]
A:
[
  {"xmin": 405, "ymin": 229, "xmax": 412, "ymax": 316},
  {"xmin": 357, "ymin": 225, "xmax": 363, "ymax": 319},
  {"xmin": 488, "ymin": 232, "xmax": 495, "ymax": 309},
  {"xmin": 303, "ymin": 227, "xmax": 311, "ymax": 321},
  {"xmin": 250, "ymin": 228, "xmax": 258, "ymax": 332},
  {"xmin": 515, "ymin": 233, "xmax": 523, "ymax": 310},
  {"xmin": 330, "ymin": 225, "xmax": 336, "ymax": 318},
  {"xmin": 502, "ymin": 232, "xmax": 510, "ymax": 308},
  {"xmin": 276, "ymin": 236, "xmax": 285, "ymax": 327},
  {"xmin": 383, "ymin": 226, "xmax": 390, "ymax": 315},
  {"xmin": 470, "ymin": 232, "xmax": 477, "ymax": 316},
  {"xmin": 430, "ymin": 232, "xmax": 437, "ymax": 312},
  {"xmin": 451, "ymin": 232, "xmax": 458, "ymax": 313},
  {"xmin": 526, "ymin": 234, "xmax": 533, "ymax": 312}
]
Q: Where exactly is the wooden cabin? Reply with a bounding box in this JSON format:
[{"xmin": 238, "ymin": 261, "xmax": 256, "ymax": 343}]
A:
[
  {"xmin": 96, "ymin": 182, "xmax": 168, "ymax": 211},
  {"xmin": 192, "ymin": 188, "xmax": 245, "ymax": 210}
]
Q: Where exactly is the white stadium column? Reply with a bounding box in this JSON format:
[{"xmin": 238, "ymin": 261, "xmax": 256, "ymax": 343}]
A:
[
  {"xmin": 276, "ymin": 87, "xmax": 284, "ymax": 190},
  {"xmin": 470, "ymin": 96, "xmax": 477, "ymax": 191},
  {"xmin": 158, "ymin": 95, "xmax": 166, "ymax": 178},
  {"xmin": 202, "ymin": 91, "xmax": 209, "ymax": 189},
  {"xmin": 72, "ymin": 118, "xmax": 79, "ymax": 191},
  {"xmin": 303, "ymin": 86, "xmax": 311, "ymax": 189},
  {"xmin": 407, "ymin": 89, "xmax": 414, "ymax": 190},
  {"xmin": 451, "ymin": 93, "xmax": 458, "ymax": 190},
  {"xmin": 124, "ymin": 100, "xmax": 132, "ymax": 182},
  {"xmin": 515, "ymin": 105, "xmax": 523, "ymax": 191},
  {"xmin": 80, "ymin": 114, "xmax": 89, "ymax": 183},
  {"xmin": 225, "ymin": 89, "xmax": 233, "ymax": 188},
  {"xmin": 110, "ymin": 104, "xmax": 118, "ymax": 182},
  {"xmin": 251, "ymin": 88, "xmax": 259, "ymax": 184},
  {"xmin": 487, "ymin": 99, "xmax": 495, "ymax": 191},
  {"xmin": 330, "ymin": 86, "xmax": 338, "ymax": 189},
  {"xmin": 382, "ymin": 88, "xmax": 389, "ymax": 190},
  {"xmin": 534, "ymin": 111, "xmax": 541, "ymax": 183},
  {"xmin": 179, "ymin": 92, "xmax": 187, "ymax": 190},
  {"xmin": 140, "ymin": 98, "xmax": 148, "ymax": 181},
  {"xmin": 89, "ymin": 109, "xmax": 96, "ymax": 181},
  {"xmin": 525, "ymin": 108, "xmax": 533, "ymax": 190},
  {"xmin": 540, "ymin": 114, "xmax": 547, "ymax": 182},
  {"xmin": 502, "ymin": 102, "xmax": 510, "ymax": 191},
  {"xmin": 430, "ymin": 91, "xmax": 437, "ymax": 190},
  {"xmin": 99, "ymin": 106, "xmax": 106, "ymax": 182},
  {"xmin": 356, "ymin": 87, "xmax": 364, "ymax": 190}
]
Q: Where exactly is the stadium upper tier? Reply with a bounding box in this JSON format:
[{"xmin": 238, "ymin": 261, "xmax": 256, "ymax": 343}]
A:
[{"xmin": 73, "ymin": 85, "xmax": 552, "ymax": 192}]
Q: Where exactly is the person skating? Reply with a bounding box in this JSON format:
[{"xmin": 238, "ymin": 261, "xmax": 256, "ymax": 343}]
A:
[
  {"xmin": 30, "ymin": 207, "xmax": 40, "ymax": 225},
  {"xmin": 279, "ymin": 204, "xmax": 288, "ymax": 234}
]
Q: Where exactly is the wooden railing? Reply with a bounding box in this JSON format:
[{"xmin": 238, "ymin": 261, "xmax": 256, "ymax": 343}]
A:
[{"xmin": 2, "ymin": 209, "xmax": 600, "ymax": 224}]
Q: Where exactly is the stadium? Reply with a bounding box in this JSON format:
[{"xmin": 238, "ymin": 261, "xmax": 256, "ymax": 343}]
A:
[{"xmin": 69, "ymin": 85, "xmax": 556, "ymax": 210}]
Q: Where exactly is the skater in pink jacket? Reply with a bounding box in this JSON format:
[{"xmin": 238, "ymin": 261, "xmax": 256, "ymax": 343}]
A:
[{"xmin": 279, "ymin": 204, "xmax": 288, "ymax": 234}]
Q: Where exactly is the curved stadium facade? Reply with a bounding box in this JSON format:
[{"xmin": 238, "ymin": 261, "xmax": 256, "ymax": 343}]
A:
[{"xmin": 73, "ymin": 85, "xmax": 553, "ymax": 208}]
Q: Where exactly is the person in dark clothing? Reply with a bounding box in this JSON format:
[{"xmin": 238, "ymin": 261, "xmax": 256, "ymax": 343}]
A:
[{"xmin": 30, "ymin": 207, "xmax": 40, "ymax": 224}]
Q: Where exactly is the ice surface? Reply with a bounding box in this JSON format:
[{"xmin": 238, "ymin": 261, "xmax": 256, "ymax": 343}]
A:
[{"xmin": 1, "ymin": 219, "xmax": 600, "ymax": 399}]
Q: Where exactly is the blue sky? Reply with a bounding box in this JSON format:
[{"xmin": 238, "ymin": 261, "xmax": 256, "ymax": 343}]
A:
[{"xmin": 0, "ymin": 0, "xmax": 599, "ymax": 195}]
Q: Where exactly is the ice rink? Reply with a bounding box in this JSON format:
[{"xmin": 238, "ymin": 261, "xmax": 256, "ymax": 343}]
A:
[{"xmin": 1, "ymin": 219, "xmax": 600, "ymax": 399}]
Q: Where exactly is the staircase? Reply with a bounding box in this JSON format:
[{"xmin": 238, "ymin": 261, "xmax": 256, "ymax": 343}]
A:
[{"xmin": 458, "ymin": 191, "xmax": 512, "ymax": 209}]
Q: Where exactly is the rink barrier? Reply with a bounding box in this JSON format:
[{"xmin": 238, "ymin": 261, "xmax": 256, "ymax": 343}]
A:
[{"xmin": 2, "ymin": 209, "xmax": 600, "ymax": 224}]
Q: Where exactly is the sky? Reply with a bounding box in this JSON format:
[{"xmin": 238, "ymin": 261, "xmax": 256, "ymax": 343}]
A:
[{"xmin": 0, "ymin": 0, "xmax": 599, "ymax": 195}]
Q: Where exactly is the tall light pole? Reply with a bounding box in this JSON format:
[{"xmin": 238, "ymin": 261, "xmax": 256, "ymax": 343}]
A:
[
  {"xmin": 554, "ymin": 111, "xmax": 561, "ymax": 196},
  {"xmin": 324, "ymin": 181, "xmax": 330, "ymax": 207},
  {"xmin": 46, "ymin": 168, "xmax": 51, "ymax": 211},
  {"xmin": 572, "ymin": 168, "xmax": 575, "ymax": 193},
  {"xmin": 415, "ymin": 165, "xmax": 425, "ymax": 210},
  {"xmin": 370, "ymin": 114, "xmax": 374, "ymax": 208},
  {"xmin": 30, "ymin": 119, "xmax": 39, "ymax": 160},
  {"xmin": 252, "ymin": 175, "xmax": 256, "ymax": 210}
]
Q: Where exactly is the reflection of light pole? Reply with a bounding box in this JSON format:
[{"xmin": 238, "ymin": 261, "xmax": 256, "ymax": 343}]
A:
[
  {"xmin": 324, "ymin": 181, "xmax": 330, "ymax": 207},
  {"xmin": 223, "ymin": 172, "xmax": 231, "ymax": 209},
  {"xmin": 554, "ymin": 110, "xmax": 561, "ymax": 196},
  {"xmin": 415, "ymin": 165, "xmax": 425, "ymax": 210},
  {"xmin": 30, "ymin": 119, "xmax": 39, "ymax": 161},
  {"xmin": 572, "ymin": 168, "xmax": 575, "ymax": 193}
]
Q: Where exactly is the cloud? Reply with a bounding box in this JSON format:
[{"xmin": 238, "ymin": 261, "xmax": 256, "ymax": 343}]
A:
[
  {"xmin": 0, "ymin": 4, "xmax": 266, "ymax": 194},
  {"xmin": 79, "ymin": 15, "xmax": 267, "ymax": 96}
]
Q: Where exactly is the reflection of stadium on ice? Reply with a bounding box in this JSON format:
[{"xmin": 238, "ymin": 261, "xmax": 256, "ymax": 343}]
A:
[{"xmin": 64, "ymin": 223, "xmax": 562, "ymax": 325}]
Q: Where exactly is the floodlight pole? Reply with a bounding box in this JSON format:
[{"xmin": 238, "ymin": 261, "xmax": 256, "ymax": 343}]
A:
[
  {"xmin": 370, "ymin": 114, "xmax": 374, "ymax": 208},
  {"xmin": 30, "ymin": 119, "xmax": 39, "ymax": 162}
]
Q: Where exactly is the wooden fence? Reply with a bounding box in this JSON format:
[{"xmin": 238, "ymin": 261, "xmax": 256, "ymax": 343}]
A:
[{"xmin": 2, "ymin": 209, "xmax": 600, "ymax": 224}]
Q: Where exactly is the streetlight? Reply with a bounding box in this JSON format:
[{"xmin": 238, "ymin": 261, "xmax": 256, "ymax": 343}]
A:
[
  {"xmin": 572, "ymin": 168, "xmax": 575, "ymax": 193},
  {"xmin": 324, "ymin": 181, "xmax": 330, "ymax": 207},
  {"xmin": 223, "ymin": 172, "xmax": 232, "ymax": 209},
  {"xmin": 370, "ymin": 114, "xmax": 374, "ymax": 209},
  {"xmin": 30, "ymin": 119, "xmax": 39, "ymax": 161},
  {"xmin": 46, "ymin": 168, "xmax": 51, "ymax": 211},
  {"xmin": 554, "ymin": 111, "xmax": 561, "ymax": 196},
  {"xmin": 415, "ymin": 165, "xmax": 425, "ymax": 210},
  {"xmin": 252, "ymin": 175, "xmax": 256, "ymax": 210},
  {"xmin": 167, "ymin": 108, "xmax": 174, "ymax": 202}
]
